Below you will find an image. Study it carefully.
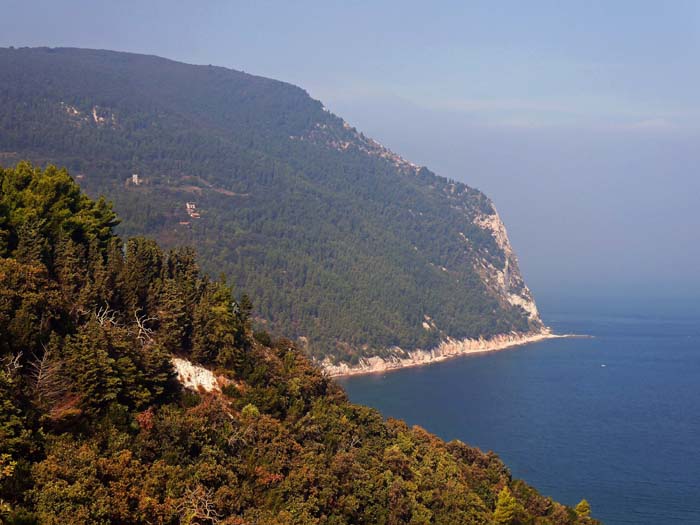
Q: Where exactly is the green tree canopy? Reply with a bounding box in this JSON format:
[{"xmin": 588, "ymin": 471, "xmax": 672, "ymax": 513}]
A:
[
  {"xmin": 575, "ymin": 499, "xmax": 592, "ymax": 517},
  {"xmin": 0, "ymin": 164, "xmax": 596, "ymax": 525}
]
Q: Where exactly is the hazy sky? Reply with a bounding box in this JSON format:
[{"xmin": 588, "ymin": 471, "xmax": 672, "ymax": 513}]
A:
[{"xmin": 2, "ymin": 1, "xmax": 699, "ymax": 313}]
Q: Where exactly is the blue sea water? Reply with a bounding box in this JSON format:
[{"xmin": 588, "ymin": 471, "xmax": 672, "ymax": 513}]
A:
[{"xmin": 337, "ymin": 312, "xmax": 700, "ymax": 524}]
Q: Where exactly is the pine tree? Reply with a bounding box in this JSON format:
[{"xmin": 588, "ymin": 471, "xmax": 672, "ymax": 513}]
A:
[
  {"xmin": 107, "ymin": 326, "xmax": 153, "ymax": 410},
  {"xmin": 0, "ymin": 258, "xmax": 58, "ymax": 357},
  {"xmin": 138, "ymin": 342, "xmax": 175, "ymax": 401},
  {"xmin": 158, "ymin": 279, "xmax": 188, "ymax": 353},
  {"xmin": 14, "ymin": 218, "xmax": 48, "ymax": 267},
  {"xmin": 61, "ymin": 321, "xmax": 121, "ymax": 416},
  {"xmin": 79, "ymin": 238, "xmax": 108, "ymax": 310},
  {"xmin": 191, "ymin": 281, "xmax": 238, "ymax": 364},
  {"xmin": 54, "ymin": 235, "xmax": 87, "ymax": 306},
  {"xmin": 0, "ymin": 211, "xmax": 9, "ymax": 258},
  {"xmin": 575, "ymin": 499, "xmax": 591, "ymax": 518},
  {"xmin": 101, "ymin": 237, "xmax": 128, "ymax": 312},
  {"xmin": 493, "ymin": 486, "xmax": 518, "ymax": 525},
  {"xmin": 123, "ymin": 237, "xmax": 164, "ymax": 315},
  {"xmin": 239, "ymin": 293, "xmax": 253, "ymax": 329},
  {"xmin": 0, "ymin": 452, "xmax": 16, "ymax": 516},
  {"xmin": 166, "ymin": 246, "xmax": 201, "ymax": 307},
  {"xmin": 81, "ymin": 195, "xmax": 119, "ymax": 248},
  {"xmin": 0, "ymin": 369, "xmax": 27, "ymax": 457}
]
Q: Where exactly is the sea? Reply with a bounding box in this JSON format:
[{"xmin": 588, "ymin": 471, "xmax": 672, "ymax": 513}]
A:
[{"xmin": 337, "ymin": 310, "xmax": 700, "ymax": 524}]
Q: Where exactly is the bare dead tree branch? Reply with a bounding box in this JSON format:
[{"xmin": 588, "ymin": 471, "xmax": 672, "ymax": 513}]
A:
[
  {"xmin": 176, "ymin": 485, "xmax": 221, "ymax": 524},
  {"xmin": 94, "ymin": 305, "xmax": 119, "ymax": 327},
  {"xmin": 134, "ymin": 309, "xmax": 158, "ymax": 345},
  {"xmin": 28, "ymin": 348, "xmax": 51, "ymax": 388},
  {"xmin": 2, "ymin": 352, "xmax": 22, "ymax": 376},
  {"xmin": 28, "ymin": 346, "xmax": 67, "ymax": 409},
  {"xmin": 227, "ymin": 422, "xmax": 258, "ymax": 448}
]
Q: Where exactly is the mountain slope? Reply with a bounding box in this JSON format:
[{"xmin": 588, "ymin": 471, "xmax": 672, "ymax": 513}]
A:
[
  {"xmin": 0, "ymin": 163, "xmax": 596, "ymax": 524},
  {"xmin": 0, "ymin": 46, "xmax": 545, "ymax": 363}
]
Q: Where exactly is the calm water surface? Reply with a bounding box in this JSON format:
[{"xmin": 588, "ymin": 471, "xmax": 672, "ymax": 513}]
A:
[{"xmin": 337, "ymin": 313, "xmax": 700, "ymax": 524}]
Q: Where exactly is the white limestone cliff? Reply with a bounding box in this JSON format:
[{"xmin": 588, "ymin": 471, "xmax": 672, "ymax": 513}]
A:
[{"xmin": 472, "ymin": 206, "xmax": 542, "ymax": 324}]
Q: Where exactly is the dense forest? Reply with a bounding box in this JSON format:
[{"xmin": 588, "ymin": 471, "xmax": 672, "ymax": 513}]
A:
[
  {"xmin": 0, "ymin": 163, "xmax": 596, "ymax": 524},
  {"xmin": 0, "ymin": 47, "xmax": 541, "ymax": 363}
]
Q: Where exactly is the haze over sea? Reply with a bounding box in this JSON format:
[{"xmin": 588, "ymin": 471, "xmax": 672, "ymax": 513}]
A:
[{"xmin": 338, "ymin": 305, "xmax": 700, "ymax": 524}]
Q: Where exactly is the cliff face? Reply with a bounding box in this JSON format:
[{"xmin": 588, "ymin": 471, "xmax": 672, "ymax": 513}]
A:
[
  {"xmin": 472, "ymin": 206, "xmax": 543, "ymax": 327},
  {"xmin": 317, "ymin": 190, "xmax": 549, "ymax": 375}
]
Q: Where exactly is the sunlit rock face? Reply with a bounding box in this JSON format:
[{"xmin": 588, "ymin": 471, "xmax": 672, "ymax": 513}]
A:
[
  {"xmin": 472, "ymin": 206, "xmax": 543, "ymax": 326},
  {"xmin": 171, "ymin": 357, "xmax": 221, "ymax": 393},
  {"xmin": 323, "ymin": 331, "xmax": 558, "ymax": 377}
]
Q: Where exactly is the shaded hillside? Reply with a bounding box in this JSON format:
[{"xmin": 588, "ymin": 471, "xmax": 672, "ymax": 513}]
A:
[
  {"xmin": 0, "ymin": 163, "xmax": 597, "ymax": 524},
  {"xmin": 0, "ymin": 47, "xmax": 543, "ymax": 363}
]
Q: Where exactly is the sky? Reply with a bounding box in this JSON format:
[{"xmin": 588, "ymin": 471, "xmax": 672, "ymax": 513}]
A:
[{"xmin": 2, "ymin": 1, "xmax": 699, "ymax": 314}]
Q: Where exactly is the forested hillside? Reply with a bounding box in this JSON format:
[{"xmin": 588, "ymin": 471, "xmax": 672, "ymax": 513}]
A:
[
  {"xmin": 0, "ymin": 47, "xmax": 543, "ymax": 363},
  {"xmin": 0, "ymin": 163, "xmax": 596, "ymax": 524}
]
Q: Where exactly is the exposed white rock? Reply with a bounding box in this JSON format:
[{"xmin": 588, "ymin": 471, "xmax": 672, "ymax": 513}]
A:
[
  {"xmin": 60, "ymin": 102, "xmax": 81, "ymax": 116},
  {"xmin": 300, "ymin": 117, "xmax": 421, "ymax": 175},
  {"xmin": 92, "ymin": 106, "xmax": 104, "ymax": 124},
  {"xmin": 60, "ymin": 101, "xmax": 89, "ymax": 128},
  {"xmin": 472, "ymin": 207, "xmax": 541, "ymax": 322},
  {"xmin": 322, "ymin": 329, "xmax": 563, "ymax": 377},
  {"xmin": 171, "ymin": 357, "xmax": 221, "ymax": 393},
  {"xmin": 89, "ymin": 105, "xmax": 117, "ymax": 127},
  {"xmin": 474, "ymin": 210, "xmax": 512, "ymax": 256},
  {"xmin": 508, "ymin": 291, "xmax": 540, "ymax": 320}
]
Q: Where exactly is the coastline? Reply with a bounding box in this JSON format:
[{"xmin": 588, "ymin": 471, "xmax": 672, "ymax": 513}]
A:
[{"xmin": 323, "ymin": 330, "xmax": 574, "ymax": 378}]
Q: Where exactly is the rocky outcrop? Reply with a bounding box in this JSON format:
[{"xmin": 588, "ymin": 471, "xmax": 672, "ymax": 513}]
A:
[
  {"xmin": 292, "ymin": 119, "xmax": 421, "ymax": 176},
  {"xmin": 322, "ymin": 329, "xmax": 562, "ymax": 377},
  {"xmin": 59, "ymin": 101, "xmax": 118, "ymax": 129},
  {"xmin": 472, "ymin": 206, "xmax": 543, "ymax": 327},
  {"xmin": 171, "ymin": 357, "xmax": 227, "ymax": 393}
]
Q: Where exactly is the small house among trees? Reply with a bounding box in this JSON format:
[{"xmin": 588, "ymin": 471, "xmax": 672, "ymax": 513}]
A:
[{"xmin": 186, "ymin": 202, "xmax": 200, "ymax": 219}]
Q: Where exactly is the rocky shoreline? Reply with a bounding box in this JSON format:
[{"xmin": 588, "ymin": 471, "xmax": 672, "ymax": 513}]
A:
[{"xmin": 323, "ymin": 329, "xmax": 568, "ymax": 377}]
